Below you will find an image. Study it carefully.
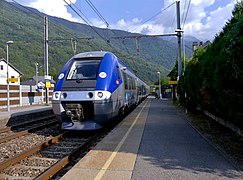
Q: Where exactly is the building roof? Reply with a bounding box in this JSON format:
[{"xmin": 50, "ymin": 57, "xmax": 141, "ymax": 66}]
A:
[
  {"xmin": 20, "ymin": 76, "xmax": 55, "ymax": 85},
  {"xmin": 0, "ymin": 58, "xmax": 24, "ymax": 76}
]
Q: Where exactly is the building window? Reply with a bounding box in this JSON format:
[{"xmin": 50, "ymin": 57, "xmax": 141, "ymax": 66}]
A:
[{"xmin": 0, "ymin": 65, "xmax": 3, "ymax": 70}]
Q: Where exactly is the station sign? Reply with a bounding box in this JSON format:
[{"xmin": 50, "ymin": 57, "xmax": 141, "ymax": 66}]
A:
[
  {"xmin": 46, "ymin": 81, "xmax": 51, "ymax": 88},
  {"xmin": 45, "ymin": 81, "xmax": 51, "ymax": 88},
  {"xmin": 169, "ymin": 81, "xmax": 178, "ymax": 85},
  {"xmin": 44, "ymin": 75, "xmax": 52, "ymax": 81},
  {"xmin": 8, "ymin": 77, "xmax": 18, "ymax": 83}
]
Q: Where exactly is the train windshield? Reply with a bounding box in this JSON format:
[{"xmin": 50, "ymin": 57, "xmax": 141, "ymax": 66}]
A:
[{"xmin": 67, "ymin": 59, "xmax": 101, "ymax": 80}]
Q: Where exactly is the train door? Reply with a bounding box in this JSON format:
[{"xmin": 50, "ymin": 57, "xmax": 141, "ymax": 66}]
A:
[{"xmin": 113, "ymin": 65, "xmax": 123, "ymax": 116}]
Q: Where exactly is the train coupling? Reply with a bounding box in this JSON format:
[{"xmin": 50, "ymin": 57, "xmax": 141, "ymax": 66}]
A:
[{"xmin": 66, "ymin": 104, "xmax": 84, "ymax": 121}]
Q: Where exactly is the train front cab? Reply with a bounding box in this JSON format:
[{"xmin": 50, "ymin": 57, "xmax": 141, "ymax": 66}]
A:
[{"xmin": 52, "ymin": 52, "xmax": 123, "ymax": 130}]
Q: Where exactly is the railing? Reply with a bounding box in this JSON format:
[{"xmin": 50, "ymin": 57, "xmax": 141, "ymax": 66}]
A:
[{"xmin": 0, "ymin": 85, "xmax": 53, "ymax": 109}]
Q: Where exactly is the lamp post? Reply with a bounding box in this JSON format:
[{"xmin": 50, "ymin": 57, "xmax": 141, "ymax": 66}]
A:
[
  {"xmin": 35, "ymin": 62, "xmax": 39, "ymax": 87},
  {"xmin": 6, "ymin": 41, "xmax": 13, "ymax": 112},
  {"xmin": 157, "ymin": 72, "xmax": 162, "ymax": 99}
]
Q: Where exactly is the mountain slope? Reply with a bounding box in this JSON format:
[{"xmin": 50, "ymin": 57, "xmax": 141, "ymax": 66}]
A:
[{"xmin": 0, "ymin": 1, "xmax": 193, "ymax": 83}]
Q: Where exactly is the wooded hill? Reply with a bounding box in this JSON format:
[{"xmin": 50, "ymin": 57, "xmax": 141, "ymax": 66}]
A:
[{"xmin": 0, "ymin": 0, "xmax": 193, "ymax": 83}]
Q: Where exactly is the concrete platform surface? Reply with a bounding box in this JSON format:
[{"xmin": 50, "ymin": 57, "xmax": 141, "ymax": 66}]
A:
[
  {"xmin": 0, "ymin": 104, "xmax": 52, "ymax": 128},
  {"xmin": 61, "ymin": 97, "xmax": 242, "ymax": 180}
]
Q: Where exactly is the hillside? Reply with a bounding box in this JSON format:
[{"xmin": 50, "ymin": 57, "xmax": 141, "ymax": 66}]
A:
[{"xmin": 0, "ymin": 1, "xmax": 193, "ymax": 83}]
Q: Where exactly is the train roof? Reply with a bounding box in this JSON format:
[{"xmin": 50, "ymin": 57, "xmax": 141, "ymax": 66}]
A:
[
  {"xmin": 73, "ymin": 51, "xmax": 109, "ymax": 59},
  {"xmin": 72, "ymin": 51, "xmax": 148, "ymax": 85}
]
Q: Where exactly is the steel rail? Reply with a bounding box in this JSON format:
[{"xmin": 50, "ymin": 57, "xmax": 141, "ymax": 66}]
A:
[
  {"xmin": 36, "ymin": 134, "xmax": 99, "ymax": 180},
  {"xmin": 0, "ymin": 130, "xmax": 28, "ymax": 143},
  {"xmin": 0, "ymin": 128, "xmax": 11, "ymax": 133},
  {"xmin": 0, "ymin": 132, "xmax": 67, "ymax": 172},
  {"xmin": 0, "ymin": 119, "xmax": 58, "ymax": 143},
  {"xmin": 0, "ymin": 114, "xmax": 55, "ymax": 134}
]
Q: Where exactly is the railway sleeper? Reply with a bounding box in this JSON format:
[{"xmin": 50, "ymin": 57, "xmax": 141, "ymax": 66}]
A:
[{"xmin": 40, "ymin": 151, "xmax": 70, "ymax": 157}]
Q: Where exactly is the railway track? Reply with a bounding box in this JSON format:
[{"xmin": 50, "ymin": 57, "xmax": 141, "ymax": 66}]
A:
[
  {"xmin": 0, "ymin": 131, "xmax": 100, "ymax": 179},
  {"xmin": 0, "ymin": 114, "xmax": 56, "ymax": 143},
  {"xmin": 0, "ymin": 109, "xmax": 125, "ymax": 179}
]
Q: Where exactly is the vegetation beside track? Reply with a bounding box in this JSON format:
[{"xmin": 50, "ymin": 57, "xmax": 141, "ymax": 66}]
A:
[{"xmin": 176, "ymin": 2, "xmax": 243, "ymax": 129}]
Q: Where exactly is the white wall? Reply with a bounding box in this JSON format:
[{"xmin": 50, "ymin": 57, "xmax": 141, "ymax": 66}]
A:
[{"xmin": 0, "ymin": 60, "xmax": 21, "ymax": 85}]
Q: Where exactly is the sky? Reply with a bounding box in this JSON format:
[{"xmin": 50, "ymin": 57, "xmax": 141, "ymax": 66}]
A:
[{"xmin": 11, "ymin": 0, "xmax": 238, "ymax": 41}]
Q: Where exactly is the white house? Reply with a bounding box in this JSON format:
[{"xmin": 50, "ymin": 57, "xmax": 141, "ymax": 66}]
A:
[{"xmin": 0, "ymin": 58, "xmax": 23, "ymax": 85}]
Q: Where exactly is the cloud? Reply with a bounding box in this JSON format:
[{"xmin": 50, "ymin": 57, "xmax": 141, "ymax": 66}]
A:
[
  {"xmin": 181, "ymin": 0, "xmax": 236, "ymax": 40},
  {"xmin": 31, "ymin": 0, "xmax": 80, "ymax": 22},
  {"xmin": 13, "ymin": 0, "xmax": 238, "ymax": 41},
  {"xmin": 109, "ymin": 0, "xmax": 237, "ymax": 40},
  {"xmin": 15, "ymin": 0, "xmax": 80, "ymax": 22},
  {"xmin": 203, "ymin": 2, "xmax": 235, "ymax": 38}
]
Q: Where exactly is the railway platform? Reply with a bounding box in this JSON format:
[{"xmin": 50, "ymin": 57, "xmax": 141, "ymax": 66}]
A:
[
  {"xmin": 0, "ymin": 104, "xmax": 53, "ymax": 128},
  {"xmin": 61, "ymin": 96, "xmax": 243, "ymax": 180}
]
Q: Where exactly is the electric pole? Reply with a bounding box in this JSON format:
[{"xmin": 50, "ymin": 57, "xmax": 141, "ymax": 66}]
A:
[
  {"xmin": 44, "ymin": 16, "xmax": 49, "ymax": 104},
  {"xmin": 176, "ymin": 1, "xmax": 183, "ymax": 80}
]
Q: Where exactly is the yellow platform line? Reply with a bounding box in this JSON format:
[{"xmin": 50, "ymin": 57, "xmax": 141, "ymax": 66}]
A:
[{"xmin": 94, "ymin": 100, "xmax": 149, "ymax": 180}]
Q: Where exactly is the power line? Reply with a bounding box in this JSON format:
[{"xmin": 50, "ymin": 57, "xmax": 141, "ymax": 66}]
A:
[
  {"xmin": 68, "ymin": 0, "xmax": 93, "ymax": 26},
  {"xmin": 110, "ymin": 33, "xmax": 177, "ymax": 40},
  {"xmin": 11, "ymin": 0, "xmax": 81, "ymax": 40},
  {"xmin": 85, "ymin": 0, "xmax": 109, "ymax": 28},
  {"xmin": 63, "ymin": 0, "xmax": 126, "ymax": 56},
  {"xmin": 131, "ymin": 1, "xmax": 176, "ymax": 32},
  {"xmin": 182, "ymin": 0, "xmax": 191, "ymax": 29},
  {"xmin": 63, "ymin": 0, "xmax": 108, "ymax": 42}
]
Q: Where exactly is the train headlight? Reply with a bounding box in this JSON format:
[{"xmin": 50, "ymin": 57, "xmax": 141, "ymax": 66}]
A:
[
  {"xmin": 97, "ymin": 92, "xmax": 103, "ymax": 98},
  {"xmin": 95, "ymin": 91, "xmax": 111, "ymax": 100},
  {"xmin": 52, "ymin": 91, "xmax": 61, "ymax": 100}
]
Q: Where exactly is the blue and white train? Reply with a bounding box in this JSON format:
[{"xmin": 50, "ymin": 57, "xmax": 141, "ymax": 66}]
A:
[{"xmin": 52, "ymin": 51, "xmax": 149, "ymax": 130}]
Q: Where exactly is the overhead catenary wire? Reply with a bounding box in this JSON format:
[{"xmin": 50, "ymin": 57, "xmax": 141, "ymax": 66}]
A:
[
  {"xmin": 68, "ymin": 0, "xmax": 93, "ymax": 26},
  {"xmin": 67, "ymin": 0, "xmax": 123, "ymax": 52},
  {"xmin": 5, "ymin": 0, "xmax": 184, "ymax": 83},
  {"xmin": 85, "ymin": 0, "xmax": 109, "ymax": 28},
  {"xmin": 10, "ymin": 0, "xmax": 82, "ymax": 42},
  {"xmin": 182, "ymin": 0, "xmax": 191, "ymax": 29},
  {"xmin": 181, "ymin": 0, "xmax": 187, "ymax": 27},
  {"xmin": 131, "ymin": 1, "xmax": 176, "ymax": 33},
  {"xmin": 63, "ymin": 0, "xmax": 109, "ymax": 43},
  {"xmin": 63, "ymin": 0, "xmax": 126, "ymax": 56},
  {"xmin": 9, "ymin": 0, "xmax": 121, "ymax": 56}
]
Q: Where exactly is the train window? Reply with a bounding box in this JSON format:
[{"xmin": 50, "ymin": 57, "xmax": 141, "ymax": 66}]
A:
[
  {"xmin": 129, "ymin": 77, "xmax": 133, "ymax": 89},
  {"xmin": 116, "ymin": 66, "xmax": 121, "ymax": 79},
  {"xmin": 131, "ymin": 78, "xmax": 135, "ymax": 90},
  {"xmin": 122, "ymin": 72, "xmax": 128, "ymax": 89},
  {"xmin": 67, "ymin": 60, "xmax": 101, "ymax": 80},
  {"xmin": 128, "ymin": 76, "xmax": 132, "ymax": 90}
]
